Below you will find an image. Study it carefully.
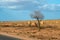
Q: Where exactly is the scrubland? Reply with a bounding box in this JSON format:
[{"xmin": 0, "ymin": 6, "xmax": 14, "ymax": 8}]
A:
[{"xmin": 0, "ymin": 20, "xmax": 60, "ymax": 40}]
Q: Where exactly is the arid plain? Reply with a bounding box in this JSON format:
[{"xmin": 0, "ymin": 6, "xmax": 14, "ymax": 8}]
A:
[{"xmin": 0, "ymin": 20, "xmax": 60, "ymax": 40}]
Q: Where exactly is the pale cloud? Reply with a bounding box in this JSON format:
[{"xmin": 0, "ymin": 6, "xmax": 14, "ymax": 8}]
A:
[
  {"xmin": 1, "ymin": 0, "xmax": 60, "ymax": 11},
  {"xmin": 42, "ymin": 4, "xmax": 48, "ymax": 9},
  {"xmin": 7, "ymin": 5, "xmax": 25, "ymax": 10},
  {"xmin": 0, "ymin": 0, "xmax": 41, "ymax": 10},
  {"xmin": 0, "ymin": 0, "xmax": 18, "ymax": 2},
  {"xmin": 38, "ymin": 4, "xmax": 60, "ymax": 10},
  {"xmin": 0, "ymin": 0, "xmax": 49, "ymax": 12},
  {"xmin": 7, "ymin": 6, "xmax": 17, "ymax": 9}
]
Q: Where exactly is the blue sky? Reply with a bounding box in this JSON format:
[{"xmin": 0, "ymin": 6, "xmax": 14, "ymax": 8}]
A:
[{"xmin": 0, "ymin": 0, "xmax": 60, "ymax": 21}]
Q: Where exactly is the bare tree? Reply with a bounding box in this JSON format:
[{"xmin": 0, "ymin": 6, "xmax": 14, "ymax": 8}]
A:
[{"xmin": 30, "ymin": 10, "xmax": 44, "ymax": 31}]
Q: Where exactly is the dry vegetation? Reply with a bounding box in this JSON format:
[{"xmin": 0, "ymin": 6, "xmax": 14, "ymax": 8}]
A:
[{"xmin": 0, "ymin": 20, "xmax": 60, "ymax": 40}]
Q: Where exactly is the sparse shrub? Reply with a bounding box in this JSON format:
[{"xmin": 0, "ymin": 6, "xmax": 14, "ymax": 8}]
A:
[
  {"xmin": 46, "ymin": 25, "xmax": 57, "ymax": 29},
  {"xmin": 1, "ymin": 25, "xmax": 10, "ymax": 27},
  {"xmin": 17, "ymin": 33, "xmax": 20, "ymax": 35},
  {"xmin": 51, "ymin": 37, "xmax": 57, "ymax": 39},
  {"xmin": 39, "ymin": 26, "xmax": 46, "ymax": 29},
  {"xmin": 29, "ymin": 35, "xmax": 36, "ymax": 38}
]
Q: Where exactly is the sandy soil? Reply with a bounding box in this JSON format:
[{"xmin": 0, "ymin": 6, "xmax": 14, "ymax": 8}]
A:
[{"xmin": 0, "ymin": 27, "xmax": 60, "ymax": 40}]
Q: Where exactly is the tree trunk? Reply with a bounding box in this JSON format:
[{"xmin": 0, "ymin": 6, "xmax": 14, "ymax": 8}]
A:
[{"xmin": 37, "ymin": 18, "xmax": 40, "ymax": 31}]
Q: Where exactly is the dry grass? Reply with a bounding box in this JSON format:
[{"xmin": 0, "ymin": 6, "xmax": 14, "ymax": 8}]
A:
[{"xmin": 0, "ymin": 20, "xmax": 60, "ymax": 40}]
